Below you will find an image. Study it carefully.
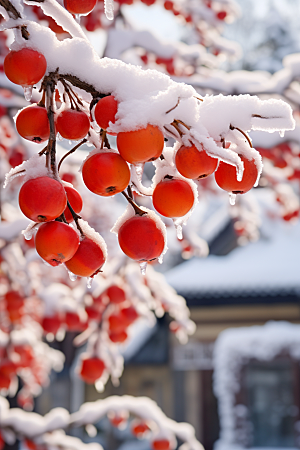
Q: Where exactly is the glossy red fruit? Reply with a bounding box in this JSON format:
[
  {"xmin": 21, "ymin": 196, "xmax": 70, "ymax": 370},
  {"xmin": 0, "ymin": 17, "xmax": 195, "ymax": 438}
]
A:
[
  {"xmin": 19, "ymin": 177, "xmax": 67, "ymax": 222},
  {"xmin": 42, "ymin": 315, "xmax": 61, "ymax": 334},
  {"xmin": 94, "ymin": 96, "xmax": 118, "ymax": 130},
  {"xmin": 85, "ymin": 306, "xmax": 102, "ymax": 321},
  {"xmin": 152, "ymin": 440, "xmax": 171, "ymax": 450},
  {"xmin": 215, "ymin": 155, "xmax": 258, "ymax": 194},
  {"xmin": 16, "ymin": 105, "xmax": 50, "ymax": 143},
  {"xmin": 4, "ymin": 48, "xmax": 47, "ymax": 86},
  {"xmin": 9, "ymin": 145, "xmax": 25, "ymax": 168},
  {"xmin": 64, "ymin": 312, "xmax": 86, "ymax": 331},
  {"xmin": 13, "ymin": 345, "xmax": 34, "ymax": 368},
  {"xmin": 0, "ymin": 374, "xmax": 10, "ymax": 390},
  {"xmin": 35, "ymin": 221, "xmax": 80, "ymax": 266},
  {"xmin": 117, "ymin": 124, "xmax": 164, "ymax": 164},
  {"xmin": 217, "ymin": 10, "xmax": 227, "ymax": 20},
  {"xmin": 79, "ymin": 357, "xmax": 105, "ymax": 384},
  {"xmin": 152, "ymin": 178, "xmax": 194, "ymax": 218},
  {"xmin": 64, "ymin": 237, "xmax": 106, "ymax": 277},
  {"xmin": 56, "ymin": 109, "xmax": 90, "ymax": 140},
  {"xmin": 109, "ymin": 330, "xmax": 128, "ymax": 343},
  {"xmin": 118, "ymin": 215, "xmax": 165, "ymax": 261},
  {"xmin": 82, "ymin": 152, "xmax": 130, "ymax": 196},
  {"xmin": 64, "ymin": 0, "xmax": 97, "ymax": 14},
  {"xmin": 108, "ymin": 313, "xmax": 128, "ymax": 333},
  {"xmin": 175, "ymin": 144, "xmax": 218, "ymax": 179},
  {"xmin": 106, "ymin": 285, "xmax": 126, "ymax": 304},
  {"xmin": 64, "ymin": 185, "xmax": 83, "ymax": 222},
  {"xmin": 120, "ymin": 306, "xmax": 139, "ymax": 325},
  {"xmin": 132, "ymin": 421, "xmax": 150, "ymax": 437},
  {"xmin": 164, "ymin": 0, "xmax": 173, "ymax": 10}
]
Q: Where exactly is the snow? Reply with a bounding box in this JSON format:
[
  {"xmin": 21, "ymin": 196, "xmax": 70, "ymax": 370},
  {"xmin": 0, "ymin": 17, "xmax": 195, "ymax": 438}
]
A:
[
  {"xmin": 213, "ymin": 321, "xmax": 300, "ymax": 450},
  {"xmin": 165, "ymin": 191, "xmax": 300, "ymax": 297}
]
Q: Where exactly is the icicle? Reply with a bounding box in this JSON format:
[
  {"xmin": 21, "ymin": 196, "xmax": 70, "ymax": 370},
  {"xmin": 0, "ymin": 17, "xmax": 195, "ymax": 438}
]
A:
[
  {"xmin": 158, "ymin": 254, "xmax": 163, "ymax": 264},
  {"xmin": 175, "ymin": 223, "xmax": 183, "ymax": 240},
  {"xmin": 134, "ymin": 162, "xmax": 145, "ymax": 182},
  {"xmin": 85, "ymin": 424, "xmax": 97, "ymax": 438},
  {"xmin": 279, "ymin": 130, "xmax": 285, "ymax": 138},
  {"xmin": 57, "ymin": 132, "xmax": 64, "ymax": 142},
  {"xmin": 139, "ymin": 261, "xmax": 147, "ymax": 275},
  {"xmin": 87, "ymin": 277, "xmax": 93, "ymax": 289},
  {"xmin": 95, "ymin": 379, "xmax": 105, "ymax": 392},
  {"xmin": 104, "ymin": 0, "xmax": 114, "ymax": 20},
  {"xmin": 24, "ymin": 229, "xmax": 34, "ymax": 240},
  {"xmin": 23, "ymin": 86, "xmax": 33, "ymax": 102},
  {"xmin": 67, "ymin": 270, "xmax": 77, "ymax": 281},
  {"xmin": 75, "ymin": 14, "xmax": 81, "ymax": 24},
  {"xmin": 229, "ymin": 193, "xmax": 236, "ymax": 205}
]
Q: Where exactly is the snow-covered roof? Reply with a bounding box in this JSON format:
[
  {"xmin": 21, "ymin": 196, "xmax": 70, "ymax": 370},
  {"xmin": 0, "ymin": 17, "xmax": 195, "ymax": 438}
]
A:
[{"xmin": 165, "ymin": 218, "xmax": 300, "ymax": 299}]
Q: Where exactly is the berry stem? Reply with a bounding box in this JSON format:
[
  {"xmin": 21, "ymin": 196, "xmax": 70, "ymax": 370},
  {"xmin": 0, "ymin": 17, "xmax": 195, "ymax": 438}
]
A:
[
  {"xmin": 58, "ymin": 138, "xmax": 87, "ymax": 172},
  {"xmin": 121, "ymin": 191, "xmax": 146, "ymax": 216},
  {"xmin": 229, "ymin": 124, "xmax": 253, "ymax": 148},
  {"xmin": 67, "ymin": 200, "xmax": 84, "ymax": 237}
]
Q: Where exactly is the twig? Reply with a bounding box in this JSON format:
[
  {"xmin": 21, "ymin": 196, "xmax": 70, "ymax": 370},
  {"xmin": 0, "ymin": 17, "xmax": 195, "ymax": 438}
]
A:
[
  {"xmin": 121, "ymin": 191, "xmax": 146, "ymax": 216},
  {"xmin": 58, "ymin": 138, "xmax": 87, "ymax": 172},
  {"xmin": 166, "ymin": 98, "xmax": 180, "ymax": 114},
  {"xmin": 67, "ymin": 200, "xmax": 84, "ymax": 237},
  {"xmin": 229, "ymin": 124, "xmax": 252, "ymax": 148}
]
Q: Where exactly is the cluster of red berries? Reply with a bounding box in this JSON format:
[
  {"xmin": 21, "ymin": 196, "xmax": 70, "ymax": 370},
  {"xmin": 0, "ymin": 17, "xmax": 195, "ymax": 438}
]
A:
[{"xmin": 4, "ymin": 46, "xmax": 261, "ymax": 275}]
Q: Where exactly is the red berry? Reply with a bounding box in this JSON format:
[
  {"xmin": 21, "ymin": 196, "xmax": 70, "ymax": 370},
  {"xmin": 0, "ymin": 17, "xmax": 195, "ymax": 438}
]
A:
[
  {"xmin": 8, "ymin": 145, "xmax": 25, "ymax": 168},
  {"xmin": 35, "ymin": 221, "xmax": 80, "ymax": 266},
  {"xmin": 109, "ymin": 330, "xmax": 128, "ymax": 343},
  {"xmin": 64, "ymin": 311, "xmax": 86, "ymax": 331},
  {"xmin": 217, "ymin": 11, "xmax": 227, "ymax": 20},
  {"xmin": 106, "ymin": 285, "xmax": 126, "ymax": 304},
  {"xmin": 42, "ymin": 315, "xmax": 61, "ymax": 334},
  {"xmin": 108, "ymin": 313, "xmax": 127, "ymax": 333},
  {"xmin": 64, "ymin": 0, "xmax": 97, "ymax": 14},
  {"xmin": 19, "ymin": 177, "xmax": 67, "ymax": 222},
  {"xmin": 79, "ymin": 357, "xmax": 105, "ymax": 384},
  {"xmin": 152, "ymin": 178, "xmax": 195, "ymax": 218},
  {"xmin": 82, "ymin": 152, "xmax": 130, "ymax": 196},
  {"xmin": 120, "ymin": 306, "xmax": 139, "ymax": 325},
  {"xmin": 164, "ymin": 0, "xmax": 173, "ymax": 10},
  {"xmin": 64, "ymin": 237, "xmax": 106, "ymax": 277},
  {"xmin": 152, "ymin": 440, "xmax": 171, "ymax": 450},
  {"xmin": 94, "ymin": 96, "xmax": 118, "ymax": 130},
  {"xmin": 0, "ymin": 374, "xmax": 10, "ymax": 390},
  {"xmin": 118, "ymin": 214, "xmax": 165, "ymax": 261},
  {"xmin": 132, "ymin": 421, "xmax": 150, "ymax": 437},
  {"xmin": 175, "ymin": 144, "xmax": 218, "ymax": 179},
  {"xmin": 16, "ymin": 104, "xmax": 50, "ymax": 143},
  {"xmin": 64, "ymin": 185, "xmax": 83, "ymax": 222},
  {"xmin": 215, "ymin": 155, "xmax": 258, "ymax": 194},
  {"xmin": 4, "ymin": 48, "xmax": 47, "ymax": 86},
  {"xmin": 117, "ymin": 124, "xmax": 164, "ymax": 164},
  {"xmin": 56, "ymin": 109, "xmax": 90, "ymax": 140}
]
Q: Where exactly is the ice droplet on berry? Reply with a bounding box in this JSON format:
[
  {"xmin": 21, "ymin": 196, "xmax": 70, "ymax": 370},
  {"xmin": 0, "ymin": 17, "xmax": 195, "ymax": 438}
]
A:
[
  {"xmin": 104, "ymin": 0, "xmax": 114, "ymax": 20},
  {"xmin": 75, "ymin": 14, "xmax": 81, "ymax": 23},
  {"xmin": 158, "ymin": 254, "xmax": 163, "ymax": 264},
  {"xmin": 24, "ymin": 229, "xmax": 34, "ymax": 240},
  {"xmin": 23, "ymin": 86, "xmax": 33, "ymax": 102},
  {"xmin": 87, "ymin": 277, "xmax": 93, "ymax": 289},
  {"xmin": 67, "ymin": 269, "xmax": 77, "ymax": 281},
  {"xmin": 139, "ymin": 261, "xmax": 147, "ymax": 275},
  {"xmin": 279, "ymin": 130, "xmax": 285, "ymax": 138},
  {"xmin": 173, "ymin": 220, "xmax": 183, "ymax": 240},
  {"xmin": 229, "ymin": 193, "xmax": 236, "ymax": 205}
]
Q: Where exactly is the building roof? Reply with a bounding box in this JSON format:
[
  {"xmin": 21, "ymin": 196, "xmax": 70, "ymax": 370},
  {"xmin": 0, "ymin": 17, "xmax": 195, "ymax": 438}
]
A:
[{"xmin": 165, "ymin": 219, "xmax": 300, "ymax": 304}]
